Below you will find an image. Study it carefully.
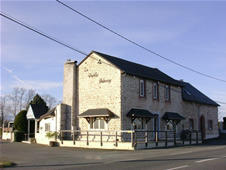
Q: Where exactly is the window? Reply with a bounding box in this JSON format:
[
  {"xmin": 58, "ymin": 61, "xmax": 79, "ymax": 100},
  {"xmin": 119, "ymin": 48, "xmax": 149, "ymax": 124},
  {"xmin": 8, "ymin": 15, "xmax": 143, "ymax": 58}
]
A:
[
  {"xmin": 164, "ymin": 85, "xmax": 170, "ymax": 101},
  {"xmin": 153, "ymin": 82, "xmax": 159, "ymax": 100},
  {"xmin": 208, "ymin": 120, "xmax": 213, "ymax": 130},
  {"xmin": 139, "ymin": 79, "xmax": 145, "ymax": 97},
  {"xmin": 133, "ymin": 118, "xmax": 145, "ymax": 129},
  {"xmin": 189, "ymin": 119, "xmax": 194, "ymax": 130},
  {"xmin": 90, "ymin": 118, "xmax": 106, "ymax": 130},
  {"xmin": 166, "ymin": 122, "xmax": 173, "ymax": 130},
  {"xmin": 45, "ymin": 123, "xmax": 50, "ymax": 132}
]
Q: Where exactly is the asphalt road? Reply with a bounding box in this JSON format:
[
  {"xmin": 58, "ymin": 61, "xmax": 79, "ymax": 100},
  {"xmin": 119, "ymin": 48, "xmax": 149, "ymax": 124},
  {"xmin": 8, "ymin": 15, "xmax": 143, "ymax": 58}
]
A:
[{"xmin": 1, "ymin": 141, "xmax": 226, "ymax": 170}]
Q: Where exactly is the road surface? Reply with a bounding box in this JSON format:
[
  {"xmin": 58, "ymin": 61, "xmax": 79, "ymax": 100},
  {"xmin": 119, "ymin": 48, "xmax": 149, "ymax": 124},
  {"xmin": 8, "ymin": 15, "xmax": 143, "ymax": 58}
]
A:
[{"xmin": 1, "ymin": 141, "xmax": 226, "ymax": 170}]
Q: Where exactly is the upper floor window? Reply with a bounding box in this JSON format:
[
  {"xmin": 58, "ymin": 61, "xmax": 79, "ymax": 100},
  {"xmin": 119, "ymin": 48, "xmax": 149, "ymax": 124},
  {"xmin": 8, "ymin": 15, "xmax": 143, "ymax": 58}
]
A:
[
  {"xmin": 189, "ymin": 118, "xmax": 194, "ymax": 130},
  {"xmin": 164, "ymin": 85, "xmax": 170, "ymax": 101},
  {"xmin": 153, "ymin": 82, "xmax": 159, "ymax": 100},
  {"xmin": 208, "ymin": 120, "xmax": 213, "ymax": 130},
  {"xmin": 139, "ymin": 79, "xmax": 145, "ymax": 97}
]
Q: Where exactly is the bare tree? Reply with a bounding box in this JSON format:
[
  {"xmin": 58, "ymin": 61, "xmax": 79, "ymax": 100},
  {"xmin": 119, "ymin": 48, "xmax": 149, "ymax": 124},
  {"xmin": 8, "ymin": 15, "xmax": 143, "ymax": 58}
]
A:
[
  {"xmin": 41, "ymin": 94, "xmax": 58, "ymax": 109},
  {"xmin": 18, "ymin": 88, "xmax": 26, "ymax": 111},
  {"xmin": 0, "ymin": 96, "xmax": 7, "ymax": 127},
  {"xmin": 24, "ymin": 89, "xmax": 36, "ymax": 109},
  {"xmin": 0, "ymin": 95, "xmax": 12, "ymax": 126},
  {"xmin": 9, "ymin": 87, "xmax": 20, "ymax": 118}
]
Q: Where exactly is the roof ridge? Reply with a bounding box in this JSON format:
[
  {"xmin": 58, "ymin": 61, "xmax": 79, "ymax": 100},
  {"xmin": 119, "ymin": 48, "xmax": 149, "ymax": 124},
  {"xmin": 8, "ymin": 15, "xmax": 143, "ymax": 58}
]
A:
[{"xmin": 93, "ymin": 51, "xmax": 158, "ymax": 70}]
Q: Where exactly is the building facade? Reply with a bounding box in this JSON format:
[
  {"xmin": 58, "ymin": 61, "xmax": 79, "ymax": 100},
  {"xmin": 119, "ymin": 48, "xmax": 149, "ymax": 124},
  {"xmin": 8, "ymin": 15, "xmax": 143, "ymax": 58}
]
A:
[{"xmin": 61, "ymin": 51, "xmax": 219, "ymax": 140}]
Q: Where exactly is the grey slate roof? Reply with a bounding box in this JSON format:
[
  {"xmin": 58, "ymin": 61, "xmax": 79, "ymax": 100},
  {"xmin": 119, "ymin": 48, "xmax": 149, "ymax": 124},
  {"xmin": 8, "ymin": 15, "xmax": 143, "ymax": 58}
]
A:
[
  {"xmin": 78, "ymin": 108, "xmax": 115, "ymax": 117},
  {"xmin": 162, "ymin": 112, "xmax": 185, "ymax": 121},
  {"xmin": 127, "ymin": 108, "xmax": 155, "ymax": 118},
  {"xmin": 182, "ymin": 82, "xmax": 219, "ymax": 106},
  {"xmin": 30, "ymin": 104, "xmax": 48, "ymax": 119},
  {"xmin": 94, "ymin": 51, "xmax": 182, "ymax": 86},
  {"xmin": 39, "ymin": 107, "xmax": 55, "ymax": 120}
]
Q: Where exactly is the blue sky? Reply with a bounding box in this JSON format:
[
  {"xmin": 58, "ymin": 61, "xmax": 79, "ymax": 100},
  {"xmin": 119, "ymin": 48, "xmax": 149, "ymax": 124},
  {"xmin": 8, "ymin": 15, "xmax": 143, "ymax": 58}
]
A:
[{"xmin": 1, "ymin": 0, "xmax": 226, "ymax": 119}]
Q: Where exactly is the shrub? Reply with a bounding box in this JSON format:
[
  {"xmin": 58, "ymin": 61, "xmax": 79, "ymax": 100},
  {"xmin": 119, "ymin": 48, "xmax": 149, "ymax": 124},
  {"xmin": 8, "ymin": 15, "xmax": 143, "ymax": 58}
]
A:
[
  {"xmin": 14, "ymin": 131, "xmax": 25, "ymax": 142},
  {"xmin": 46, "ymin": 132, "xmax": 58, "ymax": 139},
  {"xmin": 14, "ymin": 110, "xmax": 28, "ymax": 132}
]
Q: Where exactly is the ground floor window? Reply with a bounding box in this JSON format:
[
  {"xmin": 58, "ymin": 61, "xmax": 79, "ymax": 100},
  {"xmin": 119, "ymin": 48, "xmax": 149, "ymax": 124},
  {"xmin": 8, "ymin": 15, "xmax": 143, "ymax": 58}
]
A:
[
  {"xmin": 45, "ymin": 123, "xmax": 50, "ymax": 132},
  {"xmin": 166, "ymin": 122, "xmax": 174, "ymax": 130},
  {"xmin": 189, "ymin": 118, "xmax": 194, "ymax": 130},
  {"xmin": 90, "ymin": 118, "xmax": 106, "ymax": 130},
  {"xmin": 208, "ymin": 120, "xmax": 213, "ymax": 130},
  {"xmin": 133, "ymin": 118, "xmax": 146, "ymax": 129}
]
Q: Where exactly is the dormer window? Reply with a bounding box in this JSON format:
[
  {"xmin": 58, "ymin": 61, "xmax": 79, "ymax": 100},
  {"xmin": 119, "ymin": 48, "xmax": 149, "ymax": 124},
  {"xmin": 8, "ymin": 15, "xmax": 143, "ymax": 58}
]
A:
[
  {"xmin": 153, "ymin": 82, "xmax": 159, "ymax": 100},
  {"xmin": 164, "ymin": 85, "xmax": 170, "ymax": 101},
  {"xmin": 139, "ymin": 79, "xmax": 145, "ymax": 97}
]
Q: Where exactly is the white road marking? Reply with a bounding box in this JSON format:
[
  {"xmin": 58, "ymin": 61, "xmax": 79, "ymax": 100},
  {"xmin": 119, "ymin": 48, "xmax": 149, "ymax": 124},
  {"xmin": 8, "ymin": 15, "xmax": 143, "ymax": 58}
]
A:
[
  {"xmin": 196, "ymin": 158, "xmax": 219, "ymax": 163},
  {"xmin": 165, "ymin": 165, "xmax": 189, "ymax": 170},
  {"xmin": 169, "ymin": 151, "xmax": 193, "ymax": 156}
]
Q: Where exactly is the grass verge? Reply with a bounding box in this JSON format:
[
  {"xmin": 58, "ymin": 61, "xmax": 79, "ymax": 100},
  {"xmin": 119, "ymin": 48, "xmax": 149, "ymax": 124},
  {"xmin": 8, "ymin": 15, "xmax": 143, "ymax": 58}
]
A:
[{"xmin": 0, "ymin": 161, "xmax": 16, "ymax": 168}]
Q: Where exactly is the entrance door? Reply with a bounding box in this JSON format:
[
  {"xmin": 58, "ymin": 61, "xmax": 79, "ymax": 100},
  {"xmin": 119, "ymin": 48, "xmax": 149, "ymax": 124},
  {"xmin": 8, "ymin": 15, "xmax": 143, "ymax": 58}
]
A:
[{"xmin": 200, "ymin": 115, "xmax": 205, "ymax": 139}]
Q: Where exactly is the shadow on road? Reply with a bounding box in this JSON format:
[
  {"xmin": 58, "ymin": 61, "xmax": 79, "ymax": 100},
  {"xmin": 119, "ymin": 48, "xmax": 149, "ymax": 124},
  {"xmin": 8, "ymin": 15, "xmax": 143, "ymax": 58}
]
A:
[
  {"xmin": 10, "ymin": 162, "xmax": 103, "ymax": 168},
  {"xmin": 203, "ymin": 133, "xmax": 226, "ymax": 146}
]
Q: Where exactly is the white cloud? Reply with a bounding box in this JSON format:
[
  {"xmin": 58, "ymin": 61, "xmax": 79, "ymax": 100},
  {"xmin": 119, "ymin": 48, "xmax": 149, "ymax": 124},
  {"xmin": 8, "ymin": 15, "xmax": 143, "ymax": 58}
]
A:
[
  {"xmin": 11, "ymin": 80, "xmax": 62, "ymax": 90},
  {"xmin": 2, "ymin": 66, "xmax": 62, "ymax": 91},
  {"xmin": 3, "ymin": 67, "xmax": 13, "ymax": 73}
]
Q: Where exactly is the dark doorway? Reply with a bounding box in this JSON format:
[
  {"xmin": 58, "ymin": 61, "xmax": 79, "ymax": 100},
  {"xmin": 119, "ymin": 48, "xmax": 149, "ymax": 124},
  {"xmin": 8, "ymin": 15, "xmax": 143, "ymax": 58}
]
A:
[{"xmin": 200, "ymin": 115, "xmax": 205, "ymax": 139}]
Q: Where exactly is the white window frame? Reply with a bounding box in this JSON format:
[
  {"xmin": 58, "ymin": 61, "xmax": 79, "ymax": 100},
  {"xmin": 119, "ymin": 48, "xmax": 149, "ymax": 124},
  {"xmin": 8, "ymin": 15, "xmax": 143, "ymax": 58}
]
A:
[
  {"xmin": 139, "ymin": 79, "xmax": 145, "ymax": 97},
  {"xmin": 133, "ymin": 118, "xmax": 145, "ymax": 130},
  {"xmin": 45, "ymin": 123, "xmax": 50, "ymax": 132},
  {"xmin": 89, "ymin": 118, "xmax": 107, "ymax": 130}
]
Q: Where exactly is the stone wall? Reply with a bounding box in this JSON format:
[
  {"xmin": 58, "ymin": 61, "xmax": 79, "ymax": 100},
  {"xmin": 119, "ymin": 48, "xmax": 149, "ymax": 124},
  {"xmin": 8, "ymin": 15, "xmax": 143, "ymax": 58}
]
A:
[
  {"xmin": 121, "ymin": 73, "xmax": 184, "ymax": 132},
  {"xmin": 182, "ymin": 102, "xmax": 219, "ymax": 139},
  {"xmin": 63, "ymin": 61, "xmax": 77, "ymax": 130},
  {"xmin": 78, "ymin": 53, "xmax": 122, "ymax": 131}
]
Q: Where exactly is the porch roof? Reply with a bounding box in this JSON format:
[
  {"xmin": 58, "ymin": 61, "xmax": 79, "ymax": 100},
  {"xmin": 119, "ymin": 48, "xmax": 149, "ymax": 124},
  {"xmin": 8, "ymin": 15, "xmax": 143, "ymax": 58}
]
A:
[
  {"xmin": 127, "ymin": 108, "xmax": 155, "ymax": 118},
  {"xmin": 78, "ymin": 108, "xmax": 115, "ymax": 118},
  {"xmin": 162, "ymin": 112, "xmax": 185, "ymax": 121}
]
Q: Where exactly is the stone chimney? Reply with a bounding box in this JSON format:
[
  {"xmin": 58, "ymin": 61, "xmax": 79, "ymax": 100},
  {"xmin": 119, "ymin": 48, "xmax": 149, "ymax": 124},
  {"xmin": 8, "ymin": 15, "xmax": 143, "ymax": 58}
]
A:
[{"xmin": 62, "ymin": 60, "xmax": 78, "ymax": 130}]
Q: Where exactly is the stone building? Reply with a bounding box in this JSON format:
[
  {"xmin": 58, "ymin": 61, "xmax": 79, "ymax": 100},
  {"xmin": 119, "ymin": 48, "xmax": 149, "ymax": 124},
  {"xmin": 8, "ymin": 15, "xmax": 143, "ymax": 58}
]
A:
[{"xmin": 61, "ymin": 51, "xmax": 219, "ymax": 140}]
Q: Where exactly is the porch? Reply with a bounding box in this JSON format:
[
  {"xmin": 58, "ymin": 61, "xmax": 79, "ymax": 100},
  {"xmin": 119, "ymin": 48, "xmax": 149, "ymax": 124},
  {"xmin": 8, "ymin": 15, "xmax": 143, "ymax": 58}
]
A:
[{"xmin": 35, "ymin": 129, "xmax": 203, "ymax": 150}]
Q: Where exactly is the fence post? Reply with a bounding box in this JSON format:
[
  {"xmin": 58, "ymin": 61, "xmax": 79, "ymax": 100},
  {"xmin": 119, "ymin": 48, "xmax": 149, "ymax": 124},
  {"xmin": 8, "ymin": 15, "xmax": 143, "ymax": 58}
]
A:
[
  {"xmin": 134, "ymin": 131, "xmax": 137, "ymax": 147},
  {"xmin": 165, "ymin": 131, "xmax": 168, "ymax": 148},
  {"xmin": 100, "ymin": 131, "xmax": 103, "ymax": 146},
  {"xmin": 131, "ymin": 131, "xmax": 134, "ymax": 147},
  {"xmin": 73, "ymin": 130, "xmax": 75, "ymax": 145},
  {"xmin": 61, "ymin": 131, "xmax": 63, "ymax": 144},
  {"xmin": 196, "ymin": 131, "xmax": 198, "ymax": 145},
  {"xmin": 145, "ymin": 130, "xmax": 148, "ymax": 148},
  {"xmin": 86, "ymin": 131, "xmax": 89, "ymax": 146},
  {"xmin": 174, "ymin": 130, "xmax": 176, "ymax": 146},
  {"xmin": 115, "ymin": 131, "xmax": 118, "ymax": 147},
  {"xmin": 182, "ymin": 136, "xmax": 185, "ymax": 145},
  {"xmin": 155, "ymin": 131, "xmax": 158, "ymax": 147},
  {"xmin": 201, "ymin": 131, "xmax": 204, "ymax": 144},
  {"xmin": 189, "ymin": 132, "xmax": 192, "ymax": 145}
]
